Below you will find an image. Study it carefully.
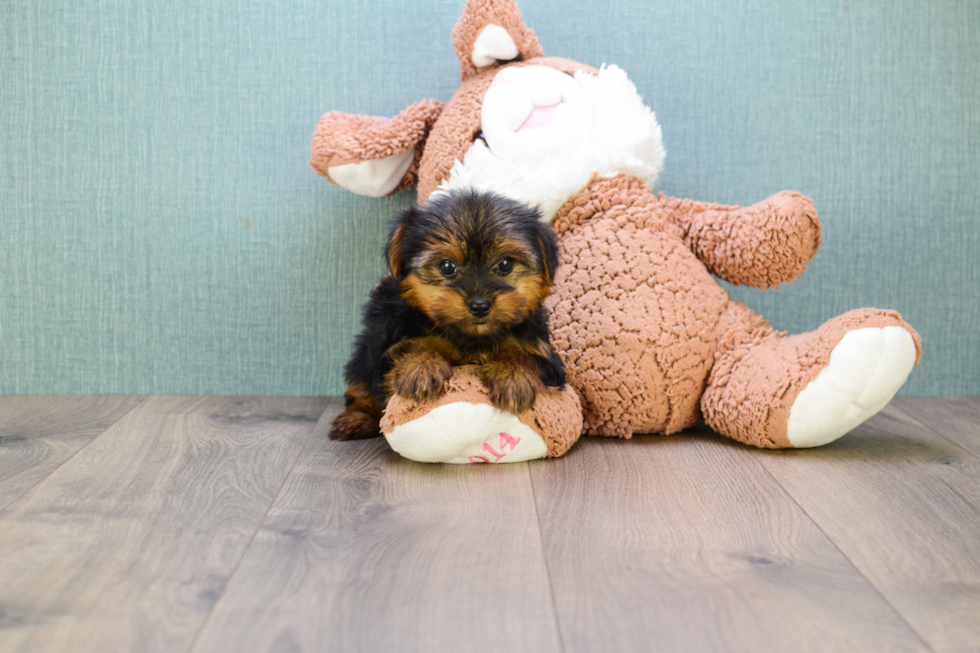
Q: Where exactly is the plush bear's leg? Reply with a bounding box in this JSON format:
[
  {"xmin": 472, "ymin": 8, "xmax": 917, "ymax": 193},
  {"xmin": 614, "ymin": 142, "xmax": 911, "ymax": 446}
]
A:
[{"xmin": 702, "ymin": 302, "xmax": 921, "ymax": 448}]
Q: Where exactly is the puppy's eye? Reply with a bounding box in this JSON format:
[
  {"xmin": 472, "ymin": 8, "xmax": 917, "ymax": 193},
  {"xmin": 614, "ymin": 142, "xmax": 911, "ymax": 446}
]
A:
[
  {"xmin": 438, "ymin": 260, "xmax": 458, "ymax": 277},
  {"xmin": 495, "ymin": 257, "xmax": 514, "ymax": 275}
]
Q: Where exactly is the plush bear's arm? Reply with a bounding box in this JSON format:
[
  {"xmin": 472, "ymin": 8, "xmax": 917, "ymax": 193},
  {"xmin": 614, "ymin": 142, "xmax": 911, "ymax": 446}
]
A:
[
  {"xmin": 310, "ymin": 100, "xmax": 444, "ymax": 197},
  {"xmin": 662, "ymin": 191, "xmax": 822, "ymax": 289}
]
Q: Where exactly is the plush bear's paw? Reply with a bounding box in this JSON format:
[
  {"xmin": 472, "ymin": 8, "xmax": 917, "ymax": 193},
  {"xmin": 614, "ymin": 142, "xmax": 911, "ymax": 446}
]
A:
[
  {"xmin": 388, "ymin": 352, "xmax": 453, "ymax": 404},
  {"xmin": 786, "ymin": 326, "xmax": 917, "ymax": 447},
  {"xmin": 327, "ymin": 150, "xmax": 415, "ymax": 198},
  {"xmin": 385, "ymin": 402, "xmax": 549, "ymax": 464},
  {"xmin": 768, "ymin": 191, "xmax": 821, "ymax": 263},
  {"xmin": 380, "ymin": 366, "xmax": 583, "ymax": 464}
]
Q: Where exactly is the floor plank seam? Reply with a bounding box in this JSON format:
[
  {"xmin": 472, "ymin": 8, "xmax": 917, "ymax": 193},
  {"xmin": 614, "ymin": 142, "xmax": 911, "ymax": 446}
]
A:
[
  {"xmin": 749, "ymin": 451, "xmax": 939, "ymax": 653},
  {"xmin": 891, "ymin": 404, "xmax": 980, "ymax": 463},
  {"xmin": 182, "ymin": 396, "xmax": 338, "ymax": 653},
  {"xmin": 0, "ymin": 395, "xmax": 149, "ymax": 513},
  {"xmin": 526, "ymin": 462, "xmax": 567, "ymax": 653}
]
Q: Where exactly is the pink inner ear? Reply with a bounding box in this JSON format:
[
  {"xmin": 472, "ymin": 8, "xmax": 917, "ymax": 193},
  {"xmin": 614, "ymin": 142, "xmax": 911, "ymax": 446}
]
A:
[{"xmin": 517, "ymin": 104, "xmax": 559, "ymax": 132}]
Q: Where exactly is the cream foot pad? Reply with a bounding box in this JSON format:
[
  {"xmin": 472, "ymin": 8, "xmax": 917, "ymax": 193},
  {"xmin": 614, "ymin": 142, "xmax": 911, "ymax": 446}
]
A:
[
  {"xmin": 381, "ymin": 365, "xmax": 583, "ymax": 463},
  {"xmin": 787, "ymin": 326, "xmax": 917, "ymax": 448}
]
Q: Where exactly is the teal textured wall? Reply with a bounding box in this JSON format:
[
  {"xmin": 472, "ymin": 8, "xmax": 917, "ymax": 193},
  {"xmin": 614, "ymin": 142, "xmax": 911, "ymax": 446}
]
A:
[{"xmin": 1, "ymin": 0, "xmax": 977, "ymax": 396}]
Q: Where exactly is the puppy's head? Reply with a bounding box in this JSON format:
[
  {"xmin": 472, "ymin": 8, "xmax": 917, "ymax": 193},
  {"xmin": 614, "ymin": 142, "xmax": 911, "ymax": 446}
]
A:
[{"xmin": 387, "ymin": 190, "xmax": 558, "ymax": 338}]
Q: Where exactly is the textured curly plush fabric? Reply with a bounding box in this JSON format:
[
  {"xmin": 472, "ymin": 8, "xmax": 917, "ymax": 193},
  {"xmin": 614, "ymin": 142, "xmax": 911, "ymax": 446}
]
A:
[
  {"xmin": 547, "ymin": 174, "xmax": 730, "ymax": 437},
  {"xmin": 667, "ymin": 191, "xmax": 821, "ymax": 289},
  {"xmin": 702, "ymin": 307, "xmax": 921, "ymax": 448},
  {"xmin": 547, "ymin": 174, "xmax": 922, "ymax": 444},
  {"xmin": 388, "ymin": 168, "xmax": 923, "ymax": 451},
  {"xmin": 380, "ymin": 366, "xmax": 582, "ymax": 458},
  {"xmin": 310, "ymin": 99, "xmax": 444, "ymax": 194}
]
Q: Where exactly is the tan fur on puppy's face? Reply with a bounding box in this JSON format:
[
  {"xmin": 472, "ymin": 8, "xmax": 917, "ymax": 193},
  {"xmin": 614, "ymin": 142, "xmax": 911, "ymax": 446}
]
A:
[
  {"xmin": 393, "ymin": 193, "xmax": 553, "ymax": 340},
  {"xmin": 399, "ymin": 273, "xmax": 473, "ymax": 329},
  {"xmin": 400, "ymin": 258, "xmax": 548, "ymax": 337}
]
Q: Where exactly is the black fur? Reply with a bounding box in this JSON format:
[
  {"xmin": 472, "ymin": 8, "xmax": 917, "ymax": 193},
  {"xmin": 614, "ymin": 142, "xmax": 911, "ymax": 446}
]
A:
[{"xmin": 343, "ymin": 274, "xmax": 431, "ymax": 407}]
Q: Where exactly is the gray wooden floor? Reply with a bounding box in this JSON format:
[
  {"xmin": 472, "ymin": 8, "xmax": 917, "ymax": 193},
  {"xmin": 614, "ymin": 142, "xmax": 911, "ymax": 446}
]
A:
[{"xmin": 0, "ymin": 396, "xmax": 978, "ymax": 653}]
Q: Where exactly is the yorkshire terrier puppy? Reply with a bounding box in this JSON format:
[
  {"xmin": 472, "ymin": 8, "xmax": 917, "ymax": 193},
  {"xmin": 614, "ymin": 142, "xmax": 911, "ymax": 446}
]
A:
[{"xmin": 329, "ymin": 189, "xmax": 566, "ymax": 441}]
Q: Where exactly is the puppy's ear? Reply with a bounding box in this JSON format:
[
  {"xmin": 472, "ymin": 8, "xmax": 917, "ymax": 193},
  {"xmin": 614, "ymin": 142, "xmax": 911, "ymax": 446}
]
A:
[
  {"xmin": 385, "ymin": 207, "xmax": 419, "ymax": 278},
  {"xmin": 535, "ymin": 221, "xmax": 560, "ymax": 285}
]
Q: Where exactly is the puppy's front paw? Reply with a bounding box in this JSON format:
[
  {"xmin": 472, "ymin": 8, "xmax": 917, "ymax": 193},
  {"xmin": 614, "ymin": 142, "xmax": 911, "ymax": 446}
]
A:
[
  {"xmin": 484, "ymin": 365, "xmax": 540, "ymax": 414},
  {"xmin": 389, "ymin": 352, "xmax": 453, "ymax": 403}
]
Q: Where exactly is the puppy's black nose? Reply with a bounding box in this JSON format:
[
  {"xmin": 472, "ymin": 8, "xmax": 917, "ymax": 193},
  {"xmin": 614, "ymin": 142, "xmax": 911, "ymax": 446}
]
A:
[{"xmin": 468, "ymin": 296, "xmax": 492, "ymax": 317}]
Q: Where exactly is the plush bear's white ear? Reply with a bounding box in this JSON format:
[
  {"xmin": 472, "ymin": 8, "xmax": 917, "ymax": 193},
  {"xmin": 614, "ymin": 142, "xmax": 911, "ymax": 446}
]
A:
[
  {"xmin": 452, "ymin": 0, "xmax": 544, "ymax": 82},
  {"xmin": 310, "ymin": 100, "xmax": 444, "ymax": 197}
]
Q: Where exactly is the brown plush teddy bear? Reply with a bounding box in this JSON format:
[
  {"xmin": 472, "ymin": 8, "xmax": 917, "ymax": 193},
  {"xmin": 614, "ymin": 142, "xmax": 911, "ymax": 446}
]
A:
[{"xmin": 311, "ymin": 0, "xmax": 921, "ymax": 463}]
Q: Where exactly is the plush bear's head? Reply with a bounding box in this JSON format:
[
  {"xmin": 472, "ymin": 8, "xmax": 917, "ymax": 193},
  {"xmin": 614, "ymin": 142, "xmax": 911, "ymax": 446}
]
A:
[{"xmin": 311, "ymin": 0, "xmax": 665, "ymax": 222}]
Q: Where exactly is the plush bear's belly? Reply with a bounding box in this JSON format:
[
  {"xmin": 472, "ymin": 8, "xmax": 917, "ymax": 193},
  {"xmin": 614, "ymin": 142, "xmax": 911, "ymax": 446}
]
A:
[{"xmin": 545, "ymin": 175, "xmax": 730, "ymax": 438}]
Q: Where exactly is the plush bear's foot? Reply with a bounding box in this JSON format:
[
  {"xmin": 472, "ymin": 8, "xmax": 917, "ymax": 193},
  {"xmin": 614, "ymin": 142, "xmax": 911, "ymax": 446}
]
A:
[
  {"xmin": 703, "ymin": 305, "xmax": 922, "ymax": 449},
  {"xmin": 386, "ymin": 402, "xmax": 549, "ymax": 463},
  {"xmin": 380, "ymin": 365, "xmax": 582, "ymax": 463},
  {"xmin": 786, "ymin": 326, "xmax": 916, "ymax": 447}
]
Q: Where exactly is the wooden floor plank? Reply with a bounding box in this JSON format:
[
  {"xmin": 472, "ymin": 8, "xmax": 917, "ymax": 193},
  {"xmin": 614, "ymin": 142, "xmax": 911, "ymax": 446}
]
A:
[
  {"xmin": 891, "ymin": 397, "xmax": 980, "ymax": 459},
  {"xmin": 754, "ymin": 403, "xmax": 980, "ymax": 653},
  {"xmin": 0, "ymin": 395, "xmax": 329, "ymax": 653},
  {"xmin": 530, "ymin": 432, "xmax": 929, "ymax": 653},
  {"xmin": 191, "ymin": 411, "xmax": 563, "ymax": 653},
  {"xmin": 0, "ymin": 395, "xmax": 144, "ymax": 509}
]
